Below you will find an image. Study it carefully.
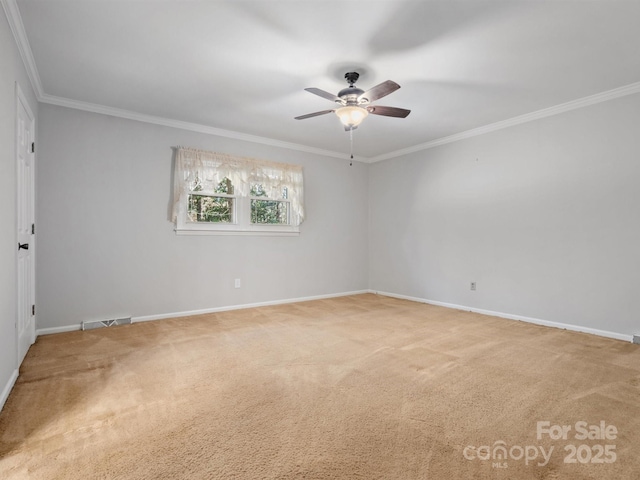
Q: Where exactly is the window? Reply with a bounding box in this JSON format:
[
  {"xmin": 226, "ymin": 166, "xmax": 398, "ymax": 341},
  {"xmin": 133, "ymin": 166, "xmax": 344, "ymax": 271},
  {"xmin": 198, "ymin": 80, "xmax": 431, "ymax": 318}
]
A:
[
  {"xmin": 250, "ymin": 184, "xmax": 289, "ymax": 225},
  {"xmin": 188, "ymin": 178, "xmax": 235, "ymax": 223},
  {"xmin": 172, "ymin": 147, "xmax": 304, "ymax": 235}
]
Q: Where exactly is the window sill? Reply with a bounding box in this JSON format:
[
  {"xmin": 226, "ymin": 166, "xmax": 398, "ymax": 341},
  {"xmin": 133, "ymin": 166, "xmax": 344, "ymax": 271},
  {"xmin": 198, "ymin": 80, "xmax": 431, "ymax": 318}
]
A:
[{"xmin": 175, "ymin": 226, "xmax": 300, "ymax": 236}]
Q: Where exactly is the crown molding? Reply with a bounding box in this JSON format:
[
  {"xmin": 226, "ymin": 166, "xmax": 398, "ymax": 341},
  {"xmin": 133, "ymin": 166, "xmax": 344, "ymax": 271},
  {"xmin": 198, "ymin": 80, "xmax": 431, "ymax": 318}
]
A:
[
  {"xmin": 40, "ymin": 81, "xmax": 640, "ymax": 165},
  {"xmin": 369, "ymin": 81, "xmax": 640, "ymax": 163},
  {"xmin": 39, "ymin": 93, "xmax": 356, "ymax": 161},
  {"xmin": 1, "ymin": 0, "xmax": 44, "ymax": 98}
]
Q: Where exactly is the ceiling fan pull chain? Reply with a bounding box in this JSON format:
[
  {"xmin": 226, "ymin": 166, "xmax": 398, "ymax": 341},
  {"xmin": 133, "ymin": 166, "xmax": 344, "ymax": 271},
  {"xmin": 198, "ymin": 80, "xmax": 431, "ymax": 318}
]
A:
[{"xmin": 349, "ymin": 127, "xmax": 354, "ymax": 166}]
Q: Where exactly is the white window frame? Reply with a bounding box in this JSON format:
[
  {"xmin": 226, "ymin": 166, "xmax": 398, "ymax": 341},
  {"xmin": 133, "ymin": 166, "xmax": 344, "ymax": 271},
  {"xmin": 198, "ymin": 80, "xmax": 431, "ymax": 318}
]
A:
[
  {"xmin": 249, "ymin": 191, "xmax": 292, "ymax": 225},
  {"xmin": 173, "ymin": 148, "xmax": 303, "ymax": 236},
  {"xmin": 186, "ymin": 190, "xmax": 238, "ymax": 224},
  {"xmin": 176, "ymin": 195, "xmax": 299, "ymax": 236}
]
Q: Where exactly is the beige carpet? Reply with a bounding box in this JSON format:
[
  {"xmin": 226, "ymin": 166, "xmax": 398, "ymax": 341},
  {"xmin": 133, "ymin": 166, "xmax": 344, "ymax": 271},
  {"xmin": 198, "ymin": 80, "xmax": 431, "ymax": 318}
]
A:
[{"xmin": 1, "ymin": 294, "xmax": 639, "ymax": 479}]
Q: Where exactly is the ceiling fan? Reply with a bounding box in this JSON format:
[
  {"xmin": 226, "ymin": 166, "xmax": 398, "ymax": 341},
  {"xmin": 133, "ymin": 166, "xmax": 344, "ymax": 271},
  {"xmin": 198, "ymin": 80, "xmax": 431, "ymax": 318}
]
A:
[{"xmin": 295, "ymin": 72, "xmax": 411, "ymax": 130}]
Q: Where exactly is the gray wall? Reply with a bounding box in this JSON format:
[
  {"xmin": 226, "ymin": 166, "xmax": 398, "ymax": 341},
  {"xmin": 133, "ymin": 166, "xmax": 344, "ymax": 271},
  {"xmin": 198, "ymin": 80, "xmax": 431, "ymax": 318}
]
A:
[
  {"xmin": 36, "ymin": 104, "xmax": 369, "ymax": 329},
  {"xmin": 33, "ymin": 92, "xmax": 640, "ymax": 338},
  {"xmin": 369, "ymin": 93, "xmax": 640, "ymax": 337},
  {"xmin": 0, "ymin": 9, "xmax": 38, "ymax": 405}
]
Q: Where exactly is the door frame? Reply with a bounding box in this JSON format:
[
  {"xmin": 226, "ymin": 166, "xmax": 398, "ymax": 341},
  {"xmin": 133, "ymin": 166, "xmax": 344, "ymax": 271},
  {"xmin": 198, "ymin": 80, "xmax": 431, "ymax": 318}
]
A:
[{"xmin": 15, "ymin": 83, "xmax": 36, "ymax": 366}]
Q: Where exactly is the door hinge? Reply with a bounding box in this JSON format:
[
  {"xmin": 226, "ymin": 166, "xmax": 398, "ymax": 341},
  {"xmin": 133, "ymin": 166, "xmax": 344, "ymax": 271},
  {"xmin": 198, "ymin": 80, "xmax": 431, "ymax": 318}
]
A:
[
  {"xmin": 32, "ymin": 305, "xmax": 35, "ymax": 316},
  {"xmin": 32, "ymin": 223, "xmax": 35, "ymax": 235},
  {"xmin": 31, "ymin": 142, "xmax": 35, "ymax": 153}
]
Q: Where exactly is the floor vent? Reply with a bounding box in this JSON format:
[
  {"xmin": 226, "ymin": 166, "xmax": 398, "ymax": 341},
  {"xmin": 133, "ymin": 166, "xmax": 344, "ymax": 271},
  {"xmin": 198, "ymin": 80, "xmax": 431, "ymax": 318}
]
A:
[
  {"xmin": 82, "ymin": 317, "xmax": 132, "ymax": 331},
  {"xmin": 633, "ymin": 335, "xmax": 640, "ymax": 345}
]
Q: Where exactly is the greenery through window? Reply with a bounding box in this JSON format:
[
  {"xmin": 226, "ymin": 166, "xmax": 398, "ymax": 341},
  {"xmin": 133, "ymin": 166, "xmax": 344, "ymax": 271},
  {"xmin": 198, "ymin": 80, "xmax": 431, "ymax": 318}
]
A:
[
  {"xmin": 250, "ymin": 184, "xmax": 289, "ymax": 225},
  {"xmin": 187, "ymin": 177, "xmax": 234, "ymax": 223},
  {"xmin": 173, "ymin": 147, "xmax": 304, "ymax": 234}
]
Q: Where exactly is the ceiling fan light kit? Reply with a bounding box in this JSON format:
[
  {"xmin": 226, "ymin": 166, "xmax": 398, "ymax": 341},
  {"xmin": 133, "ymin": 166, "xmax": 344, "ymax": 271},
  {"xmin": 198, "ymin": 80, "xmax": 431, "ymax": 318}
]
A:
[{"xmin": 335, "ymin": 105, "xmax": 369, "ymax": 129}]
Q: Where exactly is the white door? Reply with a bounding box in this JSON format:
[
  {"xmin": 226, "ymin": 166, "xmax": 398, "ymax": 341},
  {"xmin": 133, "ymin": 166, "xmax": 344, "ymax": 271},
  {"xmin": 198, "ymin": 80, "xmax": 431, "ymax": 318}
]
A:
[{"xmin": 16, "ymin": 86, "xmax": 35, "ymax": 365}]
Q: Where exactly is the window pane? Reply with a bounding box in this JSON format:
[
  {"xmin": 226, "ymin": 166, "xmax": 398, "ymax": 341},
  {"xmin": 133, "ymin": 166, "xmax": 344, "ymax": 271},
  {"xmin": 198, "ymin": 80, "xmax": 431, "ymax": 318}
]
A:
[
  {"xmin": 188, "ymin": 195, "xmax": 233, "ymax": 223},
  {"xmin": 251, "ymin": 199, "xmax": 289, "ymax": 224}
]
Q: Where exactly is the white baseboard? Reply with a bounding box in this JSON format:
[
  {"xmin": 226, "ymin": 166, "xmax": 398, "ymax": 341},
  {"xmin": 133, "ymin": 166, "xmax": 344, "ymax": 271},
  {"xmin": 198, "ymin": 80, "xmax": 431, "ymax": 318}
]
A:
[
  {"xmin": 36, "ymin": 290, "xmax": 371, "ymax": 335},
  {"xmin": 0, "ymin": 369, "xmax": 19, "ymax": 412},
  {"xmin": 35, "ymin": 289, "xmax": 632, "ymax": 343},
  {"xmin": 372, "ymin": 290, "xmax": 634, "ymax": 343},
  {"xmin": 36, "ymin": 324, "xmax": 82, "ymax": 336}
]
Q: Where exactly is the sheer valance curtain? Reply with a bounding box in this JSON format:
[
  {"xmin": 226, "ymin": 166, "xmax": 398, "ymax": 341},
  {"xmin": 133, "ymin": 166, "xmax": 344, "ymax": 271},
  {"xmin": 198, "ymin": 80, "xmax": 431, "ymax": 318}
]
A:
[{"xmin": 172, "ymin": 146, "xmax": 305, "ymax": 225}]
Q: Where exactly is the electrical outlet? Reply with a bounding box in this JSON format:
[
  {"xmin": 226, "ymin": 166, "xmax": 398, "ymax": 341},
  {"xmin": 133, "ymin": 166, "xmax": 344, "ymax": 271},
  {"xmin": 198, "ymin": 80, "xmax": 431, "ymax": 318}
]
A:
[
  {"xmin": 470, "ymin": 282, "xmax": 476, "ymax": 291},
  {"xmin": 234, "ymin": 278, "xmax": 241, "ymax": 288}
]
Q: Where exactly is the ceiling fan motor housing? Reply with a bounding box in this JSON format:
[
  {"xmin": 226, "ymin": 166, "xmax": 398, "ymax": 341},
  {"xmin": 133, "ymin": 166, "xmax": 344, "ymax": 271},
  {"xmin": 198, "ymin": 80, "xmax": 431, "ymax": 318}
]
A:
[
  {"xmin": 340, "ymin": 72, "xmax": 367, "ymax": 104},
  {"xmin": 338, "ymin": 86, "xmax": 366, "ymax": 104}
]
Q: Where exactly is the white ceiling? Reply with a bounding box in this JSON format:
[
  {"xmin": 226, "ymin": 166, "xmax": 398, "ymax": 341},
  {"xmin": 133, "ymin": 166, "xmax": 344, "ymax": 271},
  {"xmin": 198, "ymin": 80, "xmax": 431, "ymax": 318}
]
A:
[{"xmin": 10, "ymin": 0, "xmax": 640, "ymax": 160}]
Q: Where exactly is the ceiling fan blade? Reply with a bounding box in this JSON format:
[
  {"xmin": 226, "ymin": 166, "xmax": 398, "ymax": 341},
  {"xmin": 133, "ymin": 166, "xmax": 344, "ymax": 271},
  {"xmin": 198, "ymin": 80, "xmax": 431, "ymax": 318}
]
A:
[
  {"xmin": 294, "ymin": 109, "xmax": 335, "ymax": 120},
  {"xmin": 305, "ymin": 88, "xmax": 344, "ymax": 104},
  {"xmin": 358, "ymin": 80, "xmax": 400, "ymax": 103},
  {"xmin": 366, "ymin": 105, "xmax": 411, "ymax": 118}
]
